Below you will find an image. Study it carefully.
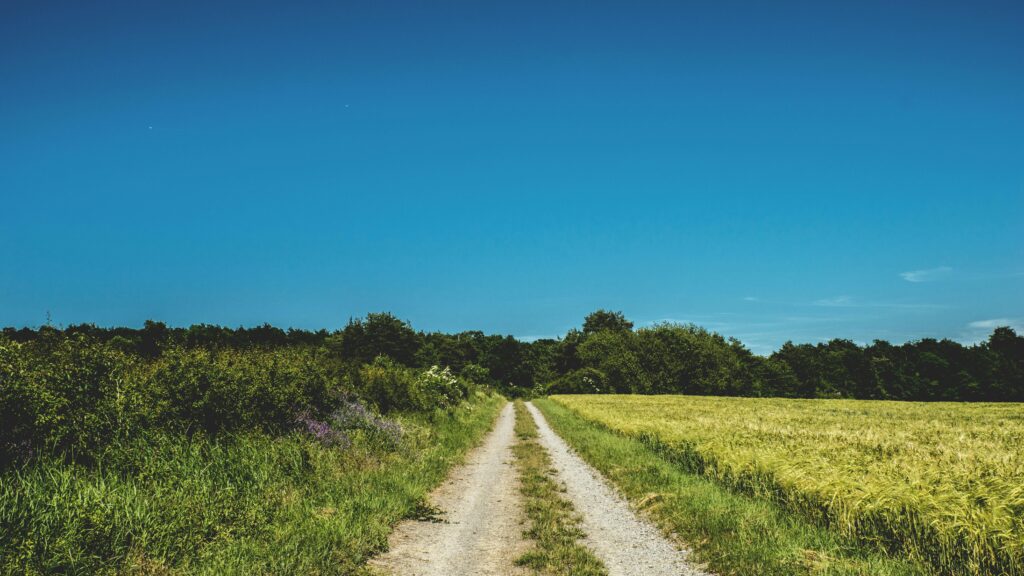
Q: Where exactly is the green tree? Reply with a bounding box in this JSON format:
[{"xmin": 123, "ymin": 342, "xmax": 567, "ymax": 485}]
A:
[
  {"xmin": 578, "ymin": 330, "xmax": 648, "ymax": 393},
  {"xmin": 331, "ymin": 313, "xmax": 421, "ymax": 366},
  {"xmin": 582, "ymin": 310, "xmax": 634, "ymax": 335}
]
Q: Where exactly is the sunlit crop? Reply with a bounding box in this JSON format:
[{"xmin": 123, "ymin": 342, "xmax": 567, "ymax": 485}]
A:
[{"xmin": 551, "ymin": 394, "xmax": 1024, "ymax": 576}]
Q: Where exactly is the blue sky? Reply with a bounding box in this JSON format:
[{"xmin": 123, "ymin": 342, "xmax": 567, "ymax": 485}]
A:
[{"xmin": 1, "ymin": 0, "xmax": 1022, "ymax": 353}]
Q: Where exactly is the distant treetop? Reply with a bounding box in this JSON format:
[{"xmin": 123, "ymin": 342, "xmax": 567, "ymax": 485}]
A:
[{"xmin": 582, "ymin": 310, "xmax": 634, "ymax": 335}]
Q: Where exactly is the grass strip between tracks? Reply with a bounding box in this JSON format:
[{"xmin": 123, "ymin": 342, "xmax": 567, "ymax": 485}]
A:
[{"xmin": 511, "ymin": 400, "xmax": 607, "ymax": 576}]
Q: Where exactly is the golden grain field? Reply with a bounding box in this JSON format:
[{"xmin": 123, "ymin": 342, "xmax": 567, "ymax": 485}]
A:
[{"xmin": 551, "ymin": 394, "xmax": 1024, "ymax": 576}]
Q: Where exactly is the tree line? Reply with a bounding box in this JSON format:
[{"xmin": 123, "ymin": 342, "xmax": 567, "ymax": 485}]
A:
[{"xmin": 4, "ymin": 310, "xmax": 1022, "ymax": 402}]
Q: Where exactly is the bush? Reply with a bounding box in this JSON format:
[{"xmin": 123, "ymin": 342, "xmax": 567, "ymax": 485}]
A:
[
  {"xmin": 356, "ymin": 356, "xmax": 418, "ymax": 412},
  {"xmin": 144, "ymin": 346, "xmax": 339, "ymax": 435},
  {"xmin": 411, "ymin": 365, "xmax": 471, "ymax": 411},
  {"xmin": 356, "ymin": 357, "xmax": 473, "ymax": 413},
  {"xmin": 0, "ymin": 335, "xmax": 140, "ymax": 466},
  {"xmin": 1, "ymin": 330, "xmax": 471, "ymax": 470},
  {"xmin": 545, "ymin": 367, "xmax": 606, "ymax": 394},
  {"xmin": 0, "ymin": 335, "xmax": 342, "ymax": 467},
  {"xmin": 459, "ymin": 362, "xmax": 491, "ymax": 386}
]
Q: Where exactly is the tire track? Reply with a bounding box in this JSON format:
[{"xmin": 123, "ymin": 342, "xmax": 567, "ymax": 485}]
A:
[
  {"xmin": 525, "ymin": 401, "xmax": 711, "ymax": 576},
  {"xmin": 370, "ymin": 402, "xmax": 528, "ymax": 576}
]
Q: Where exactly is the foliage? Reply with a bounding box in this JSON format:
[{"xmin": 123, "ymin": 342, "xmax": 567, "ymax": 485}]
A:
[
  {"xmin": 553, "ymin": 312, "xmax": 1023, "ymax": 402},
  {"xmin": 327, "ymin": 399, "xmax": 404, "ymax": 448},
  {"xmin": 3, "ymin": 322, "xmax": 330, "ymax": 354},
  {"xmin": 5, "ymin": 310, "xmax": 1022, "ymax": 401},
  {"xmin": 144, "ymin": 346, "xmax": 338, "ymax": 435},
  {"xmin": 1, "ymin": 324, "xmax": 489, "ymax": 469},
  {"xmin": 0, "ymin": 316, "xmax": 501, "ymax": 574},
  {"xmin": 355, "ymin": 355, "xmax": 417, "ymax": 413},
  {"xmin": 0, "ymin": 395, "xmax": 505, "ymax": 575},
  {"xmin": 552, "ymin": 394, "xmax": 1024, "ymax": 576},
  {"xmin": 458, "ymin": 363, "xmax": 491, "ymax": 386},
  {"xmin": 0, "ymin": 337, "xmax": 342, "ymax": 467},
  {"xmin": 0, "ymin": 335, "xmax": 140, "ymax": 467},
  {"xmin": 582, "ymin": 309, "xmax": 634, "ymax": 335},
  {"xmin": 546, "ymin": 367, "xmax": 607, "ymax": 395},
  {"xmin": 355, "ymin": 357, "xmax": 474, "ymax": 413},
  {"xmin": 411, "ymin": 365, "xmax": 473, "ymax": 411},
  {"xmin": 329, "ymin": 312, "xmax": 420, "ymax": 367}
]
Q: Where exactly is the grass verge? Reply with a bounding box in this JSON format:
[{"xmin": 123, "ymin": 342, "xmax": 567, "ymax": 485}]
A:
[
  {"xmin": 533, "ymin": 398, "xmax": 933, "ymax": 576},
  {"xmin": 511, "ymin": 401, "xmax": 606, "ymax": 576},
  {"xmin": 0, "ymin": 393, "xmax": 505, "ymax": 576}
]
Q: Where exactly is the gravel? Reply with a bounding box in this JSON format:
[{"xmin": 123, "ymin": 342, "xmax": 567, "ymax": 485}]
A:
[
  {"xmin": 525, "ymin": 401, "xmax": 712, "ymax": 576},
  {"xmin": 369, "ymin": 402, "xmax": 528, "ymax": 576}
]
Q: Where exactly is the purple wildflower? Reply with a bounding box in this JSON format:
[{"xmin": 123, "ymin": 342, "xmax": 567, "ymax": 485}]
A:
[
  {"xmin": 295, "ymin": 410, "xmax": 351, "ymax": 448},
  {"xmin": 329, "ymin": 399, "xmax": 404, "ymax": 446}
]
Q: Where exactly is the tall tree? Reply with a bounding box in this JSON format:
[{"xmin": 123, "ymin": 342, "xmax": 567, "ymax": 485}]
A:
[{"xmin": 582, "ymin": 310, "xmax": 634, "ymax": 335}]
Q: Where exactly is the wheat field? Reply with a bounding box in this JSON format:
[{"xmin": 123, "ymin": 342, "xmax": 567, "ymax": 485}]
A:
[{"xmin": 551, "ymin": 394, "xmax": 1024, "ymax": 575}]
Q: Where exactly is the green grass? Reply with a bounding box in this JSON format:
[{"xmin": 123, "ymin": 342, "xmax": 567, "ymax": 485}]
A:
[
  {"xmin": 0, "ymin": 393, "xmax": 505, "ymax": 576},
  {"xmin": 511, "ymin": 401, "xmax": 606, "ymax": 576},
  {"xmin": 533, "ymin": 397, "xmax": 933, "ymax": 576}
]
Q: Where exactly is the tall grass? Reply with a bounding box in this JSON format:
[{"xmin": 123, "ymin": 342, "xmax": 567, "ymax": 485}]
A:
[
  {"xmin": 550, "ymin": 394, "xmax": 1024, "ymax": 576},
  {"xmin": 0, "ymin": 394, "xmax": 505, "ymax": 575}
]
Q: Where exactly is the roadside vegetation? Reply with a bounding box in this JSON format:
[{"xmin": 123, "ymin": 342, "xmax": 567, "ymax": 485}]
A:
[
  {"xmin": 4, "ymin": 308, "xmax": 1023, "ymax": 403},
  {"xmin": 0, "ymin": 323, "xmax": 502, "ymax": 575},
  {"xmin": 547, "ymin": 395, "xmax": 1024, "ymax": 576},
  {"xmin": 511, "ymin": 401, "xmax": 606, "ymax": 576},
  {"xmin": 534, "ymin": 398, "xmax": 933, "ymax": 576}
]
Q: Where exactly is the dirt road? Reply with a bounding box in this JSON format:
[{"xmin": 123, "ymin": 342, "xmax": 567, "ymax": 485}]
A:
[
  {"xmin": 372, "ymin": 401, "xmax": 710, "ymax": 576},
  {"xmin": 370, "ymin": 402, "xmax": 528, "ymax": 576},
  {"xmin": 526, "ymin": 401, "xmax": 710, "ymax": 576}
]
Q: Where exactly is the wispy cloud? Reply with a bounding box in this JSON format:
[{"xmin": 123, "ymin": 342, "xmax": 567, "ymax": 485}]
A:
[
  {"xmin": 515, "ymin": 334, "xmax": 557, "ymax": 342},
  {"xmin": 968, "ymin": 318, "xmax": 1020, "ymax": 330},
  {"xmin": 900, "ymin": 266, "xmax": 952, "ymax": 283},
  {"xmin": 643, "ymin": 318, "xmax": 704, "ymax": 327},
  {"xmin": 742, "ymin": 296, "xmax": 759, "ymax": 302},
  {"xmin": 812, "ymin": 296, "xmax": 944, "ymax": 310},
  {"xmin": 960, "ymin": 318, "xmax": 1023, "ymax": 344},
  {"xmin": 813, "ymin": 295, "xmax": 854, "ymax": 307}
]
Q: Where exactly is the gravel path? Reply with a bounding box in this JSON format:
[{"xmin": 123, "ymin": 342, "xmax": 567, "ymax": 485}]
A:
[
  {"xmin": 525, "ymin": 401, "xmax": 711, "ymax": 576},
  {"xmin": 370, "ymin": 402, "xmax": 528, "ymax": 576}
]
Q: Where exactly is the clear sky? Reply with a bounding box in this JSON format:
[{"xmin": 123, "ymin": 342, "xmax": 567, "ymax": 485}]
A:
[{"xmin": 2, "ymin": 1, "xmax": 1022, "ymax": 353}]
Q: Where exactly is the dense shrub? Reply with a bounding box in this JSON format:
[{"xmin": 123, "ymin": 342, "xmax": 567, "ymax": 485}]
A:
[
  {"xmin": 0, "ymin": 338, "xmax": 33, "ymax": 465},
  {"xmin": 459, "ymin": 363, "xmax": 491, "ymax": 385},
  {"xmin": 0, "ymin": 396, "xmax": 505, "ymax": 575},
  {"xmin": 356, "ymin": 357, "xmax": 475, "ymax": 413},
  {"xmin": 412, "ymin": 365, "xmax": 473, "ymax": 410},
  {"xmin": 545, "ymin": 367, "xmax": 606, "ymax": 394},
  {"xmin": 0, "ymin": 335, "xmax": 140, "ymax": 466},
  {"xmin": 356, "ymin": 356, "xmax": 418, "ymax": 412},
  {"xmin": 0, "ymin": 334, "xmax": 344, "ymax": 467},
  {"xmin": 143, "ymin": 346, "xmax": 338, "ymax": 435}
]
